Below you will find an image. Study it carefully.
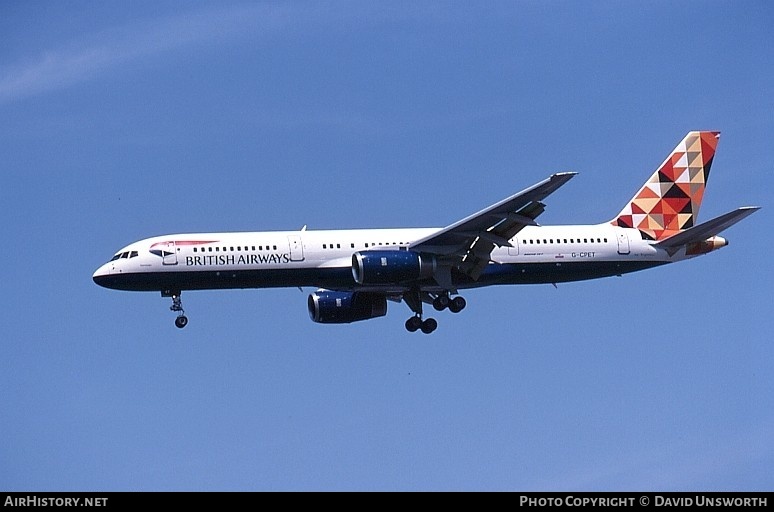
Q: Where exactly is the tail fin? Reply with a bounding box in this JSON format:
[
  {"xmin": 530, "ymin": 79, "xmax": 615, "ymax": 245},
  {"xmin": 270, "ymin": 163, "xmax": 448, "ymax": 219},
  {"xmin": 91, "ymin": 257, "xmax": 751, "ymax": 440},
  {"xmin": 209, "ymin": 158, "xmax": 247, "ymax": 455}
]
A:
[{"xmin": 612, "ymin": 131, "xmax": 720, "ymax": 241}]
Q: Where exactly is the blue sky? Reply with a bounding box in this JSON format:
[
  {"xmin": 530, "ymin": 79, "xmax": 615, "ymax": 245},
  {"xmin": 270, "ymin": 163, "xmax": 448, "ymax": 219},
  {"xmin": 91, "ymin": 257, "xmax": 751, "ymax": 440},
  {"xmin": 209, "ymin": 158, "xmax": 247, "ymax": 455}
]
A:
[{"xmin": 1, "ymin": 1, "xmax": 772, "ymax": 491}]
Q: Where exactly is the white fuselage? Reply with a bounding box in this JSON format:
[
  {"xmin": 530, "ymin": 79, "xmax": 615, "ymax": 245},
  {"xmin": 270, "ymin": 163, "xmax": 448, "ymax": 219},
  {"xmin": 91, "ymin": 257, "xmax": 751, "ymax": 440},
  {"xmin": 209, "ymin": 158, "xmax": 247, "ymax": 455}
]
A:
[{"xmin": 93, "ymin": 223, "xmax": 684, "ymax": 294}]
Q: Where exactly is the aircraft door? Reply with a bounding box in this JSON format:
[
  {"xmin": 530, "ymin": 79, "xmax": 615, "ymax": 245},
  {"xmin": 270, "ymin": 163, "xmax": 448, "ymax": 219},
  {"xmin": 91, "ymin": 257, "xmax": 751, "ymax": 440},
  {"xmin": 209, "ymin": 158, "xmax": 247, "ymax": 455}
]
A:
[
  {"xmin": 507, "ymin": 238, "xmax": 519, "ymax": 256},
  {"xmin": 162, "ymin": 241, "xmax": 178, "ymax": 265},
  {"xmin": 288, "ymin": 235, "xmax": 304, "ymax": 261},
  {"xmin": 617, "ymin": 231, "xmax": 630, "ymax": 255}
]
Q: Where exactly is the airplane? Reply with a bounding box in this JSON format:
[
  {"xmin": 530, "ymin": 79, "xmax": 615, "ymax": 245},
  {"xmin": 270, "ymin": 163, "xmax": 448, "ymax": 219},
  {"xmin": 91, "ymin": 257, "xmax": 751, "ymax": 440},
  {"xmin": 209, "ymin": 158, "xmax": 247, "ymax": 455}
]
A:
[{"xmin": 93, "ymin": 131, "xmax": 759, "ymax": 333}]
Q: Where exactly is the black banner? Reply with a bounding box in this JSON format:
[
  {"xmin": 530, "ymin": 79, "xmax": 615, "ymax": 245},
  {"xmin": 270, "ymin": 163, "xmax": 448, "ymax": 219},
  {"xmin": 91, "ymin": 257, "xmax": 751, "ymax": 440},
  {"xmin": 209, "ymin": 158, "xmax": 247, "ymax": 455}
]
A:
[{"xmin": 2, "ymin": 492, "xmax": 773, "ymax": 506}]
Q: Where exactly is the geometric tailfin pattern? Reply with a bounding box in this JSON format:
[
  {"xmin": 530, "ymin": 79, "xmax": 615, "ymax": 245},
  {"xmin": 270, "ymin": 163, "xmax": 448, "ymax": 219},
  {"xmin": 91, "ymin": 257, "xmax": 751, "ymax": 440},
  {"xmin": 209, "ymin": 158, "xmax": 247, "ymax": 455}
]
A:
[{"xmin": 612, "ymin": 131, "xmax": 720, "ymax": 241}]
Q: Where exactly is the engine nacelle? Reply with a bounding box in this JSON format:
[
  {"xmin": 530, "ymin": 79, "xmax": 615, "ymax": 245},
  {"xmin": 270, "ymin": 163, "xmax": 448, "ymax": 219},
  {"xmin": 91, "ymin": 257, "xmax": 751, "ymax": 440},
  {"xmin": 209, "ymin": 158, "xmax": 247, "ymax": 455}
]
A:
[
  {"xmin": 307, "ymin": 290, "xmax": 388, "ymax": 324},
  {"xmin": 351, "ymin": 250, "xmax": 436, "ymax": 285}
]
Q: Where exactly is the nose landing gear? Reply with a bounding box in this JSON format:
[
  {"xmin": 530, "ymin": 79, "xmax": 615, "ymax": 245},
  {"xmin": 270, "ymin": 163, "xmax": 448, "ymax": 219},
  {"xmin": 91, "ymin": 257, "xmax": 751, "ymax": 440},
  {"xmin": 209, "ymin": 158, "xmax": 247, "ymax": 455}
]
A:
[
  {"xmin": 164, "ymin": 290, "xmax": 188, "ymax": 329},
  {"xmin": 174, "ymin": 314, "xmax": 188, "ymax": 329}
]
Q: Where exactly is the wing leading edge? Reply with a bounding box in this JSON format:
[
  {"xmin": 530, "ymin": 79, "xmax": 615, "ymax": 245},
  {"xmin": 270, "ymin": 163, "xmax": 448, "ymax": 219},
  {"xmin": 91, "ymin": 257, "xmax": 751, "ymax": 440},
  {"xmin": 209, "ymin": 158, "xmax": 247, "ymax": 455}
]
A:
[{"xmin": 410, "ymin": 172, "xmax": 577, "ymax": 280}]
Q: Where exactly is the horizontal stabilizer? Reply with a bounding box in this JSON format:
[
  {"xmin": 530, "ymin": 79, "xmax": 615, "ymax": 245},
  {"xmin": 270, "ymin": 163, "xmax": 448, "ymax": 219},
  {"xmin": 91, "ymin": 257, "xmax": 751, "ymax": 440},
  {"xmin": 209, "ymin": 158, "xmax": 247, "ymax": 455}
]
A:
[{"xmin": 655, "ymin": 206, "xmax": 760, "ymax": 249}]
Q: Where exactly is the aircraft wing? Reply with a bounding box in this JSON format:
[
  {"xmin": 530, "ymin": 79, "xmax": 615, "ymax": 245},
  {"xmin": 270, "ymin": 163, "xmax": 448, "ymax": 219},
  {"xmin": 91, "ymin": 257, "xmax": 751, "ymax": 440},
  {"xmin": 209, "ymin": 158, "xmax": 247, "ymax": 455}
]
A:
[
  {"xmin": 655, "ymin": 206, "xmax": 760, "ymax": 249},
  {"xmin": 410, "ymin": 172, "xmax": 577, "ymax": 280}
]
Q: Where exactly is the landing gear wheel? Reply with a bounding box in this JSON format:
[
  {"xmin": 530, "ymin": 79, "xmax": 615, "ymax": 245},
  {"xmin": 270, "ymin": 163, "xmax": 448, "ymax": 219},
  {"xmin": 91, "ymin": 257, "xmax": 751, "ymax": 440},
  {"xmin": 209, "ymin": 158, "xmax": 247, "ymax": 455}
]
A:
[
  {"xmin": 405, "ymin": 316, "xmax": 422, "ymax": 332},
  {"xmin": 420, "ymin": 318, "xmax": 438, "ymax": 334},
  {"xmin": 433, "ymin": 295, "xmax": 450, "ymax": 311},
  {"xmin": 175, "ymin": 315, "xmax": 189, "ymax": 329},
  {"xmin": 449, "ymin": 296, "xmax": 466, "ymax": 313}
]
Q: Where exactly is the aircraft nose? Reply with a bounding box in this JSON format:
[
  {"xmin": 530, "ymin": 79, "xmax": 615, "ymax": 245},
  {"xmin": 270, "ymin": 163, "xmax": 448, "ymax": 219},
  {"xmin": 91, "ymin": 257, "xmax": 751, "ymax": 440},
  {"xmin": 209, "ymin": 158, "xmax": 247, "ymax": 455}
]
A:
[{"xmin": 92, "ymin": 263, "xmax": 112, "ymax": 288}]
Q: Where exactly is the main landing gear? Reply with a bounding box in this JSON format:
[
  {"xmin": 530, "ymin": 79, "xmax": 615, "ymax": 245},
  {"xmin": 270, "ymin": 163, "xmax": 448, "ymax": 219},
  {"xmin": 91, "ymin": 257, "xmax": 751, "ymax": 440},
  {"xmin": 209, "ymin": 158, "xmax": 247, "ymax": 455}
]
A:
[
  {"xmin": 405, "ymin": 315, "xmax": 438, "ymax": 334},
  {"xmin": 164, "ymin": 290, "xmax": 188, "ymax": 328},
  {"xmin": 403, "ymin": 290, "xmax": 466, "ymax": 334},
  {"xmin": 432, "ymin": 294, "xmax": 466, "ymax": 313}
]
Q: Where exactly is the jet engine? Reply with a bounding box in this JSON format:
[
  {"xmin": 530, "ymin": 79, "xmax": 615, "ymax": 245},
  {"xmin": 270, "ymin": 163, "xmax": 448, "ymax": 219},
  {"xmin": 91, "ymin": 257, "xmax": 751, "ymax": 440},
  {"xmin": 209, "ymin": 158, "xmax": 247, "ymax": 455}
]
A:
[
  {"xmin": 307, "ymin": 290, "xmax": 388, "ymax": 324},
  {"xmin": 351, "ymin": 250, "xmax": 436, "ymax": 285}
]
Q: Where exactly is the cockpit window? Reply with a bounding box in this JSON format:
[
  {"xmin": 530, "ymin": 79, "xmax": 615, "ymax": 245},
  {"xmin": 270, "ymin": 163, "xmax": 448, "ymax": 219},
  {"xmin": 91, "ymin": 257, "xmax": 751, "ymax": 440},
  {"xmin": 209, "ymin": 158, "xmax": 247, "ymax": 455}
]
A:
[{"xmin": 109, "ymin": 251, "xmax": 138, "ymax": 262}]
